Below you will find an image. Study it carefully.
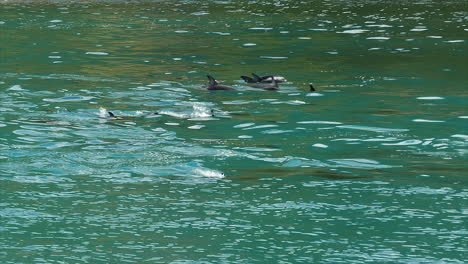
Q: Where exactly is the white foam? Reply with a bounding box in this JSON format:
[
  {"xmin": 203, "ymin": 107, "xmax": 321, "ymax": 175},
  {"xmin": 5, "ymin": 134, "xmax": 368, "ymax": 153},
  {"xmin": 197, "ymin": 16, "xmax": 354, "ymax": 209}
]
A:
[
  {"xmin": 98, "ymin": 107, "xmax": 108, "ymax": 118},
  {"xmin": 412, "ymin": 119, "xmax": 445, "ymax": 123},
  {"xmin": 249, "ymin": 27, "xmax": 273, "ymax": 30},
  {"xmin": 382, "ymin": 140, "xmax": 422, "ymax": 146},
  {"xmin": 287, "ymin": 100, "xmax": 306, "ymax": 105},
  {"xmin": 192, "ymin": 168, "xmax": 225, "ymax": 178},
  {"xmin": 416, "ymin": 96, "xmax": 444, "ymax": 100},
  {"xmin": 243, "ymin": 124, "xmax": 279, "ymax": 130},
  {"xmin": 44, "ymin": 96, "xmax": 94, "ymax": 102},
  {"xmin": 234, "ymin": 123, "xmax": 255, "ymax": 128},
  {"xmin": 366, "ymin": 24, "xmax": 392, "ymax": 28},
  {"xmin": 312, "ymin": 143, "xmax": 328, "ymax": 148},
  {"xmin": 191, "ymin": 103, "xmax": 212, "ymax": 118},
  {"xmin": 243, "ymin": 43, "xmax": 257, "ymax": 47},
  {"xmin": 366, "ymin": 37, "xmax": 390, "ymax": 40},
  {"xmin": 410, "ymin": 28, "xmax": 427, "ymax": 32},
  {"xmin": 297, "ymin": 121, "xmax": 342, "ymax": 125},
  {"xmin": 259, "ymin": 56, "xmax": 288, "ymax": 59},
  {"xmin": 451, "ymin": 134, "xmax": 468, "ymax": 140},
  {"xmin": 85, "ymin": 52, "xmax": 109, "ymax": 55},
  {"xmin": 339, "ymin": 29, "xmax": 368, "ymax": 34},
  {"xmin": 306, "ymin": 92, "xmax": 324, "ymax": 97},
  {"xmin": 188, "ymin": 125, "xmax": 205, "ymax": 129},
  {"xmin": 211, "ymin": 32, "xmax": 230, "ymax": 36},
  {"xmin": 337, "ymin": 125, "xmax": 409, "ymax": 133},
  {"xmin": 7, "ymin": 85, "xmax": 24, "ymax": 91},
  {"xmin": 329, "ymin": 158, "xmax": 396, "ymax": 169},
  {"xmin": 191, "ymin": 11, "xmax": 209, "ymax": 16},
  {"xmin": 49, "ymin": 20, "xmax": 63, "ymax": 23}
]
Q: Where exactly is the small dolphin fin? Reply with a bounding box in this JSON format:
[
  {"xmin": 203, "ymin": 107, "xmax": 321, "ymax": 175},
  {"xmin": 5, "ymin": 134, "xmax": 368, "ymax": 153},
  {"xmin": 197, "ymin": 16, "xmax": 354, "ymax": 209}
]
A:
[
  {"xmin": 241, "ymin": 76, "xmax": 255, "ymax": 83},
  {"xmin": 272, "ymin": 79, "xmax": 279, "ymax": 88},
  {"xmin": 207, "ymin": 75, "xmax": 218, "ymax": 87},
  {"xmin": 108, "ymin": 111, "xmax": 116, "ymax": 117},
  {"xmin": 309, "ymin": 84, "xmax": 316, "ymax": 92},
  {"xmin": 252, "ymin": 73, "xmax": 263, "ymax": 82}
]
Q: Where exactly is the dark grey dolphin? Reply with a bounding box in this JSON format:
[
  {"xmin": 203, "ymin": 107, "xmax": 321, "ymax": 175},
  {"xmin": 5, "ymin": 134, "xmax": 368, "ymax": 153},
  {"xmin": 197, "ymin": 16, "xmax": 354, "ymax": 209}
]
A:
[
  {"xmin": 203, "ymin": 75, "xmax": 235, "ymax": 90},
  {"xmin": 240, "ymin": 75, "xmax": 258, "ymax": 83},
  {"xmin": 252, "ymin": 73, "xmax": 287, "ymax": 83},
  {"xmin": 250, "ymin": 79, "xmax": 279, "ymax": 91},
  {"xmin": 100, "ymin": 111, "xmax": 123, "ymax": 120},
  {"xmin": 105, "ymin": 111, "xmax": 161, "ymax": 120},
  {"xmin": 241, "ymin": 73, "xmax": 286, "ymax": 83}
]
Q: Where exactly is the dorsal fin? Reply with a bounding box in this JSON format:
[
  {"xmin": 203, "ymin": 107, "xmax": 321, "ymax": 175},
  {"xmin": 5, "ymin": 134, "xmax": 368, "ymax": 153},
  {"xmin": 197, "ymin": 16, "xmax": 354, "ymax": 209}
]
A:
[
  {"xmin": 207, "ymin": 75, "xmax": 218, "ymax": 87},
  {"xmin": 241, "ymin": 75, "xmax": 255, "ymax": 83},
  {"xmin": 272, "ymin": 79, "xmax": 279, "ymax": 88},
  {"xmin": 252, "ymin": 73, "xmax": 263, "ymax": 82},
  {"xmin": 108, "ymin": 111, "xmax": 116, "ymax": 117},
  {"xmin": 309, "ymin": 84, "xmax": 316, "ymax": 92}
]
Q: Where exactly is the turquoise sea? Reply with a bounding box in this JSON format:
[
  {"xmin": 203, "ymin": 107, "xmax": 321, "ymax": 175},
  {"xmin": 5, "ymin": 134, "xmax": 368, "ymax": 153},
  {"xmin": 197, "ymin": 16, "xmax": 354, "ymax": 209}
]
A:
[{"xmin": 1, "ymin": 0, "xmax": 467, "ymax": 263}]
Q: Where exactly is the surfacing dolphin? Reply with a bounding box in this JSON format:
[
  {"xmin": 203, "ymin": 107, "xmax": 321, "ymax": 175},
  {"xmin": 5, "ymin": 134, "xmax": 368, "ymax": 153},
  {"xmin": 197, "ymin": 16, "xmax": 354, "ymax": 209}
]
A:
[
  {"xmin": 203, "ymin": 75, "xmax": 236, "ymax": 90},
  {"xmin": 253, "ymin": 73, "xmax": 287, "ymax": 83},
  {"xmin": 250, "ymin": 79, "xmax": 279, "ymax": 91},
  {"xmin": 240, "ymin": 74, "xmax": 260, "ymax": 83},
  {"xmin": 241, "ymin": 73, "xmax": 287, "ymax": 83},
  {"xmin": 105, "ymin": 111, "xmax": 161, "ymax": 120}
]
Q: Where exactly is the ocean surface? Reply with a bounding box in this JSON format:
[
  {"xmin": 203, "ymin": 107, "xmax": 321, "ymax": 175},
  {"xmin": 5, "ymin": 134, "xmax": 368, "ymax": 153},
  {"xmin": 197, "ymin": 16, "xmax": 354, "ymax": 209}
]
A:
[{"xmin": 1, "ymin": 0, "xmax": 467, "ymax": 263}]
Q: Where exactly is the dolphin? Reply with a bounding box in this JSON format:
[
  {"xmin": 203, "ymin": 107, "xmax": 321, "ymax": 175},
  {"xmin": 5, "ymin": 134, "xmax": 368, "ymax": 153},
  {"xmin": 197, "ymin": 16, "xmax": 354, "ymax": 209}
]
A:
[
  {"xmin": 105, "ymin": 111, "xmax": 161, "ymax": 120},
  {"xmin": 102, "ymin": 111, "xmax": 123, "ymax": 120},
  {"xmin": 250, "ymin": 79, "xmax": 279, "ymax": 91},
  {"xmin": 309, "ymin": 84, "xmax": 316, "ymax": 91},
  {"xmin": 252, "ymin": 73, "xmax": 287, "ymax": 83},
  {"xmin": 241, "ymin": 73, "xmax": 287, "ymax": 83},
  {"xmin": 203, "ymin": 75, "xmax": 236, "ymax": 90},
  {"xmin": 240, "ymin": 75, "xmax": 257, "ymax": 83}
]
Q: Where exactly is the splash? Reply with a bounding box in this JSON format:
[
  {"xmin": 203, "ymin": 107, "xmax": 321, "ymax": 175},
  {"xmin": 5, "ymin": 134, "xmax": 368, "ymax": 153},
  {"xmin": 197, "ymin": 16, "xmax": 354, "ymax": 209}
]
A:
[
  {"xmin": 7, "ymin": 85, "xmax": 24, "ymax": 91},
  {"xmin": 98, "ymin": 107, "xmax": 108, "ymax": 118},
  {"xmin": 190, "ymin": 102, "xmax": 212, "ymax": 119},
  {"xmin": 192, "ymin": 168, "xmax": 225, "ymax": 179}
]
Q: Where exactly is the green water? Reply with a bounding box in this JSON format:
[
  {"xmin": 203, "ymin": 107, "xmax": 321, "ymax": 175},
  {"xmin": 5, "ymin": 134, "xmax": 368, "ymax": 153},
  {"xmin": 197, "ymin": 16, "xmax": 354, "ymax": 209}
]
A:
[{"xmin": 1, "ymin": 0, "xmax": 467, "ymax": 263}]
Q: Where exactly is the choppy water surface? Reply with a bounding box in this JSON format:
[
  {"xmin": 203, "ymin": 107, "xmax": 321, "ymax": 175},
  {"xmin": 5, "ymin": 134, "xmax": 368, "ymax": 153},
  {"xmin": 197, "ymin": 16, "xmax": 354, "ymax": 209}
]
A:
[{"xmin": 1, "ymin": 0, "xmax": 467, "ymax": 263}]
